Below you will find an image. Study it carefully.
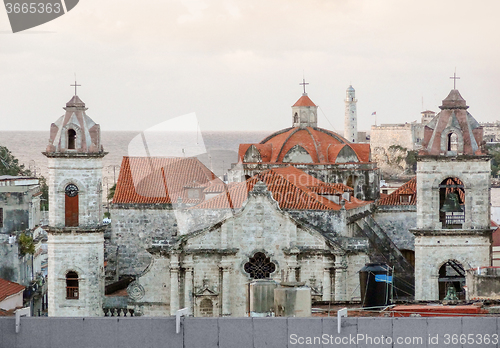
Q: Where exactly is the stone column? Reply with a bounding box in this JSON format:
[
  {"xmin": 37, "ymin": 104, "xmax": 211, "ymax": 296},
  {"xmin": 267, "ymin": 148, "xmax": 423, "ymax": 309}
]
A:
[
  {"xmin": 170, "ymin": 253, "xmax": 180, "ymax": 316},
  {"xmin": 220, "ymin": 260, "xmax": 232, "ymax": 316},
  {"xmin": 287, "ymin": 249, "xmax": 299, "ymax": 282},
  {"xmin": 183, "ymin": 256, "xmax": 194, "ymax": 315},
  {"xmin": 334, "ymin": 255, "xmax": 347, "ymax": 302},
  {"xmin": 322, "ymin": 256, "xmax": 334, "ymax": 302}
]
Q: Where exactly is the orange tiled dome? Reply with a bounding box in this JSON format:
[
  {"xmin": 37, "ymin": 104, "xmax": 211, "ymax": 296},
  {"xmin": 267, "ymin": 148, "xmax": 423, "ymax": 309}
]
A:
[{"xmin": 239, "ymin": 127, "xmax": 370, "ymax": 164}]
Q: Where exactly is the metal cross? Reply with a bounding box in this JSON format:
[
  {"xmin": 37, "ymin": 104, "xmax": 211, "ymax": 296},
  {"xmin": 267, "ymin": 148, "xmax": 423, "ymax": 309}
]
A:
[
  {"xmin": 450, "ymin": 70, "xmax": 460, "ymax": 89},
  {"xmin": 70, "ymin": 80, "xmax": 81, "ymax": 96},
  {"xmin": 299, "ymin": 78, "xmax": 309, "ymax": 94}
]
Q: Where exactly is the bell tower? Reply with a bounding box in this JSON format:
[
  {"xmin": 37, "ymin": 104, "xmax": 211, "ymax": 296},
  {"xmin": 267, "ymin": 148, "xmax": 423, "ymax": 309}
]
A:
[
  {"xmin": 44, "ymin": 86, "xmax": 106, "ymax": 316},
  {"xmin": 411, "ymin": 88, "xmax": 492, "ymax": 301},
  {"xmin": 292, "ymin": 79, "xmax": 318, "ymax": 128}
]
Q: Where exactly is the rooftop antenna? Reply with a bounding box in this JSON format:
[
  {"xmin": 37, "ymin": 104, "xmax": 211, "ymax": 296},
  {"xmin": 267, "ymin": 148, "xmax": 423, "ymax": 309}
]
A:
[{"xmin": 449, "ymin": 68, "xmax": 460, "ymax": 90}]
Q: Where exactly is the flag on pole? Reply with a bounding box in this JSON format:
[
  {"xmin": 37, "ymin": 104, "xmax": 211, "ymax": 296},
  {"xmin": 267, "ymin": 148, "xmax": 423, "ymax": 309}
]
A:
[{"xmin": 371, "ymin": 112, "xmax": 376, "ymax": 115}]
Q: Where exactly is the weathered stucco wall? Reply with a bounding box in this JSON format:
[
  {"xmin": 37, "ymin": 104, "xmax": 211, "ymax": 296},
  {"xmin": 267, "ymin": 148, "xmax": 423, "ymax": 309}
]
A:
[
  {"xmin": 373, "ymin": 210, "xmax": 416, "ymax": 251},
  {"xmin": 48, "ymin": 231, "xmax": 104, "ymax": 317},
  {"xmin": 110, "ymin": 205, "xmax": 177, "ymax": 276}
]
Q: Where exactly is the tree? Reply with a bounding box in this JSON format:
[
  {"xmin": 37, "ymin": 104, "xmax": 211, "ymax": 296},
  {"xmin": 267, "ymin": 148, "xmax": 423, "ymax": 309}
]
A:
[
  {"xmin": 0, "ymin": 146, "xmax": 30, "ymax": 176},
  {"xmin": 107, "ymin": 183, "xmax": 117, "ymax": 201},
  {"xmin": 0, "ymin": 145, "xmax": 49, "ymax": 208},
  {"xmin": 487, "ymin": 143, "xmax": 500, "ymax": 177}
]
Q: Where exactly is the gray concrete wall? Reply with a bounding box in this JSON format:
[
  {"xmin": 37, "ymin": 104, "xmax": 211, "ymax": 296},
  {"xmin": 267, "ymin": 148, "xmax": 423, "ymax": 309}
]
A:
[{"xmin": 2, "ymin": 316, "xmax": 500, "ymax": 348}]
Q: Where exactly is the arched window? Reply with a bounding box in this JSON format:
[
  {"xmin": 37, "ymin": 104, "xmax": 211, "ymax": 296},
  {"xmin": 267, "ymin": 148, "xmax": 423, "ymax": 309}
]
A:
[
  {"xmin": 438, "ymin": 260, "xmax": 465, "ymax": 300},
  {"xmin": 66, "ymin": 271, "xmax": 79, "ymax": 299},
  {"xmin": 447, "ymin": 133, "xmax": 458, "ymax": 152},
  {"xmin": 293, "ymin": 113, "xmax": 298, "ymax": 124},
  {"xmin": 199, "ymin": 298, "xmax": 213, "ymax": 317},
  {"xmin": 439, "ymin": 177, "xmax": 464, "ymax": 229},
  {"xmin": 68, "ymin": 129, "xmax": 77, "ymax": 150},
  {"xmin": 244, "ymin": 252, "xmax": 276, "ymax": 279}
]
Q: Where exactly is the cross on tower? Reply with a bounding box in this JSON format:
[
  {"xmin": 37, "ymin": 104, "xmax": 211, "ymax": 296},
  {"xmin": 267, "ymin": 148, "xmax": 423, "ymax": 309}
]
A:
[
  {"xmin": 299, "ymin": 78, "xmax": 309, "ymax": 94},
  {"xmin": 71, "ymin": 80, "xmax": 81, "ymax": 96},
  {"xmin": 450, "ymin": 71, "xmax": 460, "ymax": 90}
]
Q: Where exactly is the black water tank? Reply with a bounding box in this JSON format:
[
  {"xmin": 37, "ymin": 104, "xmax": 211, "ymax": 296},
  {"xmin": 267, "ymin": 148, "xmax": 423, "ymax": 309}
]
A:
[{"xmin": 359, "ymin": 263, "xmax": 393, "ymax": 308}]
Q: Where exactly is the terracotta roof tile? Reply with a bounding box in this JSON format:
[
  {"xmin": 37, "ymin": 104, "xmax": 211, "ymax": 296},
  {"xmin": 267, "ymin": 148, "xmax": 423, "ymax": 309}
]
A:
[
  {"xmin": 377, "ymin": 177, "xmax": 417, "ymax": 206},
  {"xmin": 293, "ymin": 95, "xmax": 316, "ymax": 107},
  {"xmin": 0, "ymin": 278, "xmax": 25, "ymax": 302},
  {"xmin": 192, "ymin": 166, "xmax": 370, "ymax": 211},
  {"xmin": 112, "ymin": 157, "xmax": 223, "ymax": 204}
]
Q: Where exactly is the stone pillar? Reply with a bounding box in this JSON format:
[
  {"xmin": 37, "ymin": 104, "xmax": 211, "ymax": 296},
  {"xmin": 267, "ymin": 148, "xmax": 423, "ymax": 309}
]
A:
[
  {"xmin": 170, "ymin": 253, "xmax": 180, "ymax": 316},
  {"xmin": 322, "ymin": 256, "xmax": 334, "ymax": 302},
  {"xmin": 334, "ymin": 255, "xmax": 347, "ymax": 302},
  {"xmin": 287, "ymin": 249, "xmax": 299, "ymax": 282},
  {"xmin": 183, "ymin": 256, "xmax": 194, "ymax": 315},
  {"xmin": 220, "ymin": 260, "xmax": 232, "ymax": 316}
]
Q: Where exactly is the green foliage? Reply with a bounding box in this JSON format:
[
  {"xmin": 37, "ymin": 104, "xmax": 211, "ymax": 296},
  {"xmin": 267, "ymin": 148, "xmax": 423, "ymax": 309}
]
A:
[
  {"xmin": 18, "ymin": 233, "xmax": 35, "ymax": 256},
  {"xmin": 0, "ymin": 146, "xmax": 30, "ymax": 176},
  {"xmin": 107, "ymin": 183, "xmax": 116, "ymax": 201},
  {"xmin": 487, "ymin": 143, "xmax": 500, "ymax": 177},
  {"xmin": 104, "ymin": 212, "xmax": 111, "ymax": 219},
  {"xmin": 405, "ymin": 150, "xmax": 418, "ymax": 175},
  {"xmin": 388, "ymin": 144, "xmax": 407, "ymax": 152},
  {"xmin": 0, "ymin": 145, "xmax": 49, "ymax": 209}
]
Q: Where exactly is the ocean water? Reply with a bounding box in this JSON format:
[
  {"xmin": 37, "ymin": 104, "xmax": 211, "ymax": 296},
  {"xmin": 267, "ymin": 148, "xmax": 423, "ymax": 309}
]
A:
[{"xmin": 0, "ymin": 130, "xmax": 270, "ymax": 190}]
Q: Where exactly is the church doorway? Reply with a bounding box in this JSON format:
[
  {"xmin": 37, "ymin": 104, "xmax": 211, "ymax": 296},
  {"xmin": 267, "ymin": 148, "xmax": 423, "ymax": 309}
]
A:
[{"xmin": 438, "ymin": 260, "xmax": 465, "ymax": 300}]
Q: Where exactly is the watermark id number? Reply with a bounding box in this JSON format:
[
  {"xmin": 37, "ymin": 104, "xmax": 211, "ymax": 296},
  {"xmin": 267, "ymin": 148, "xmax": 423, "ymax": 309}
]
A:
[
  {"xmin": 443, "ymin": 333, "xmax": 498, "ymax": 345},
  {"xmin": 5, "ymin": 3, "xmax": 61, "ymax": 14}
]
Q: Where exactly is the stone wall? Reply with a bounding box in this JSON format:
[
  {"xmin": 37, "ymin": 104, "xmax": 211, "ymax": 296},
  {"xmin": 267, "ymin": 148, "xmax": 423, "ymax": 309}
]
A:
[
  {"xmin": 109, "ymin": 205, "xmax": 177, "ymax": 276},
  {"xmin": 416, "ymin": 157, "xmax": 491, "ymax": 230},
  {"xmin": 2, "ymin": 317, "xmax": 500, "ymax": 348},
  {"xmin": 48, "ymin": 230, "xmax": 104, "ymax": 317},
  {"xmin": 414, "ymin": 233, "xmax": 491, "ymax": 301},
  {"xmin": 47, "ymin": 156, "xmax": 103, "ymax": 228},
  {"xmin": 373, "ymin": 210, "xmax": 416, "ymax": 251}
]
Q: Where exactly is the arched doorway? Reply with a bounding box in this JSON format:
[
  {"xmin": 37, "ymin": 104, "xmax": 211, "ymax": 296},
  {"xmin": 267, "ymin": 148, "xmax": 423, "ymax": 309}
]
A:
[
  {"xmin": 439, "ymin": 177, "xmax": 464, "ymax": 229},
  {"xmin": 438, "ymin": 260, "xmax": 465, "ymax": 300}
]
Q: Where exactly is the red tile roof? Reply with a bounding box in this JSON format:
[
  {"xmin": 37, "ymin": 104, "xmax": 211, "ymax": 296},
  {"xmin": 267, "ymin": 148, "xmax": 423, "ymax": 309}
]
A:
[
  {"xmin": 112, "ymin": 157, "xmax": 223, "ymax": 204},
  {"xmin": 239, "ymin": 127, "xmax": 374, "ymax": 165},
  {"xmin": 377, "ymin": 177, "xmax": 417, "ymax": 206},
  {"xmin": 192, "ymin": 166, "xmax": 371, "ymax": 211},
  {"xmin": 0, "ymin": 278, "xmax": 25, "ymax": 302},
  {"xmin": 293, "ymin": 95, "xmax": 316, "ymax": 107}
]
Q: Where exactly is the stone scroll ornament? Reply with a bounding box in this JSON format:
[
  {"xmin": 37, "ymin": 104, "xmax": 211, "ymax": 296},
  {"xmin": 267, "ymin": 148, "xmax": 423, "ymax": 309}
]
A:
[
  {"xmin": 127, "ymin": 281, "xmax": 145, "ymax": 301},
  {"xmin": 4, "ymin": 0, "xmax": 79, "ymax": 33}
]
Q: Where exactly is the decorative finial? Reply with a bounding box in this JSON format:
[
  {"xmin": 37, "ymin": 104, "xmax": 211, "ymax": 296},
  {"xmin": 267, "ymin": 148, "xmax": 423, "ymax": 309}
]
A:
[
  {"xmin": 71, "ymin": 74, "xmax": 81, "ymax": 96},
  {"xmin": 299, "ymin": 78, "xmax": 309, "ymax": 95},
  {"xmin": 449, "ymin": 69, "xmax": 460, "ymax": 90}
]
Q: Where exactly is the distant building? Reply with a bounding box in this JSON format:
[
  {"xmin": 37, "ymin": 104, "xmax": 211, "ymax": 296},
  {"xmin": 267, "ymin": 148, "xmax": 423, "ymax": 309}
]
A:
[
  {"xmin": 231, "ymin": 91, "xmax": 379, "ymax": 201},
  {"xmin": 0, "ymin": 278, "xmax": 25, "ymax": 311}
]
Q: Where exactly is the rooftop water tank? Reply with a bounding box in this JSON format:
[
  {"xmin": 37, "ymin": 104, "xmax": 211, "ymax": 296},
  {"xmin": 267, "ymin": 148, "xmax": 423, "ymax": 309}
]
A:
[
  {"xmin": 274, "ymin": 282, "xmax": 311, "ymax": 317},
  {"xmin": 359, "ymin": 263, "xmax": 393, "ymax": 308}
]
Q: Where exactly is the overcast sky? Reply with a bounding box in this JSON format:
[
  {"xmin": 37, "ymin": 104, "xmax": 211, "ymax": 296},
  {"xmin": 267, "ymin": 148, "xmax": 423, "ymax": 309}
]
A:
[{"xmin": 1, "ymin": 0, "xmax": 500, "ymax": 133}]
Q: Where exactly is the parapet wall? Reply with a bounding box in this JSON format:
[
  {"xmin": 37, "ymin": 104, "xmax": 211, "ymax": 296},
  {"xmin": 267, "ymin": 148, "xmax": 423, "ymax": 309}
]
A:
[{"xmin": 1, "ymin": 316, "xmax": 500, "ymax": 348}]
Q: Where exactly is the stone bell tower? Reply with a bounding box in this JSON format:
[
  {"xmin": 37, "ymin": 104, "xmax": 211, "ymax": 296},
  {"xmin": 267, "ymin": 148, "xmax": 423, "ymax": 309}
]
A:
[
  {"xmin": 44, "ymin": 87, "xmax": 106, "ymax": 316},
  {"xmin": 411, "ymin": 88, "xmax": 492, "ymax": 301},
  {"xmin": 292, "ymin": 79, "xmax": 318, "ymax": 128}
]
